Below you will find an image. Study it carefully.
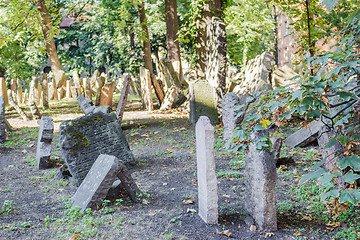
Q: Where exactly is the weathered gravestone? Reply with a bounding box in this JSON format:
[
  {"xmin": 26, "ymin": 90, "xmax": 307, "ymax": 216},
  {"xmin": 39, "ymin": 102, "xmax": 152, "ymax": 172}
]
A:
[
  {"xmin": 66, "ymin": 80, "xmax": 72, "ymax": 98},
  {"xmin": 196, "ymin": 116, "xmax": 218, "ymax": 224},
  {"xmin": 190, "ymin": 81, "xmax": 219, "ymax": 125},
  {"xmin": 41, "ymin": 73, "xmax": 49, "ymax": 109},
  {"xmin": 0, "ymin": 96, "xmax": 6, "ymax": 143},
  {"xmin": 116, "ymin": 74, "xmax": 132, "ymax": 123},
  {"xmin": 95, "ymin": 75, "xmax": 106, "ymax": 106},
  {"xmin": 77, "ymin": 95, "xmax": 111, "ymax": 115},
  {"xmin": 284, "ymin": 120, "xmax": 323, "ymax": 148},
  {"xmin": 139, "ymin": 67, "xmax": 153, "ymax": 111},
  {"xmin": 59, "ymin": 111, "xmax": 135, "ymax": 186},
  {"xmin": 0, "ymin": 77, "xmax": 8, "ymax": 106},
  {"xmin": 36, "ymin": 117, "xmax": 54, "ymax": 169},
  {"xmin": 16, "ymin": 79, "xmax": 23, "ymax": 105},
  {"xmin": 55, "ymin": 70, "xmax": 66, "ymax": 88},
  {"xmin": 206, "ymin": 17, "xmax": 227, "ymax": 110},
  {"xmin": 100, "ymin": 81, "xmax": 115, "ymax": 106},
  {"xmin": 28, "ymin": 79, "xmax": 41, "ymax": 120},
  {"xmin": 72, "ymin": 154, "xmax": 141, "ymax": 210},
  {"xmin": 222, "ymin": 92, "xmax": 242, "ymax": 147},
  {"xmin": 245, "ymin": 130, "xmax": 277, "ymax": 231}
]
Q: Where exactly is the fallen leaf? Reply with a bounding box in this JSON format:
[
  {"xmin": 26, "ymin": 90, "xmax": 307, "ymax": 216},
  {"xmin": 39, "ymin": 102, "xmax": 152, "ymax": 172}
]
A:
[
  {"xmin": 278, "ymin": 165, "xmax": 288, "ymax": 172},
  {"xmin": 326, "ymin": 221, "xmax": 340, "ymax": 228},
  {"xmin": 218, "ymin": 229, "xmax": 231, "ymax": 237},
  {"xmin": 22, "ymin": 149, "xmax": 27, "ymax": 154},
  {"xmin": 250, "ymin": 225, "xmax": 257, "ymax": 231},
  {"xmin": 225, "ymin": 199, "xmax": 230, "ymax": 203},
  {"xmin": 162, "ymin": 183, "xmax": 168, "ymax": 186},
  {"xmin": 148, "ymin": 173, "xmax": 156, "ymax": 175},
  {"xmin": 68, "ymin": 234, "xmax": 80, "ymax": 240},
  {"xmin": 294, "ymin": 231, "xmax": 302, "ymax": 236},
  {"xmin": 264, "ymin": 232, "xmax": 274, "ymax": 238},
  {"xmin": 183, "ymin": 199, "xmax": 195, "ymax": 204},
  {"xmin": 223, "ymin": 194, "xmax": 231, "ymax": 198},
  {"xmin": 28, "ymin": 143, "xmax": 34, "ymax": 148},
  {"xmin": 192, "ymin": 182, "xmax": 198, "ymax": 186},
  {"xmin": 186, "ymin": 208, "xmax": 197, "ymax": 214}
]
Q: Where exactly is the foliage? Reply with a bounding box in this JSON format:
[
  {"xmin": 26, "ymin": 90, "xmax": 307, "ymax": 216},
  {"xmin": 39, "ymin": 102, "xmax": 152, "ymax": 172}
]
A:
[{"xmin": 0, "ymin": 200, "xmax": 16, "ymax": 215}]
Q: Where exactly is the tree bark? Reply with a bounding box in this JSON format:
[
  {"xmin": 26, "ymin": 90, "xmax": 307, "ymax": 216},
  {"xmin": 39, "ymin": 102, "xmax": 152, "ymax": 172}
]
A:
[
  {"xmin": 37, "ymin": 0, "xmax": 63, "ymax": 76},
  {"xmin": 138, "ymin": 1, "xmax": 164, "ymax": 103}
]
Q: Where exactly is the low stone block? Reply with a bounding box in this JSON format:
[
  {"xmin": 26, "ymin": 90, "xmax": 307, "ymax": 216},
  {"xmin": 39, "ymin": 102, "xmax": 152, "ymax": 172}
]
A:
[
  {"xmin": 36, "ymin": 142, "xmax": 52, "ymax": 169},
  {"xmin": 284, "ymin": 120, "xmax": 323, "ymax": 148},
  {"xmin": 222, "ymin": 92, "xmax": 242, "ymax": 147},
  {"xmin": 36, "ymin": 117, "xmax": 54, "ymax": 169}
]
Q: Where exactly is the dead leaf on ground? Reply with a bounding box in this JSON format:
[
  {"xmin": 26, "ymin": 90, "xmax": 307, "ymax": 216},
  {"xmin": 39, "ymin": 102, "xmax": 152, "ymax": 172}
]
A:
[
  {"xmin": 278, "ymin": 165, "xmax": 288, "ymax": 172},
  {"xmin": 192, "ymin": 182, "xmax": 198, "ymax": 186},
  {"xmin": 294, "ymin": 231, "xmax": 302, "ymax": 236},
  {"xmin": 250, "ymin": 225, "xmax": 257, "ymax": 231},
  {"xmin": 223, "ymin": 194, "xmax": 230, "ymax": 198},
  {"xmin": 186, "ymin": 208, "xmax": 197, "ymax": 214},
  {"xmin": 149, "ymin": 173, "xmax": 156, "ymax": 175},
  {"xmin": 326, "ymin": 221, "xmax": 341, "ymax": 231},
  {"xmin": 218, "ymin": 229, "xmax": 231, "ymax": 237},
  {"xmin": 183, "ymin": 199, "xmax": 195, "ymax": 204},
  {"xmin": 68, "ymin": 234, "xmax": 80, "ymax": 240},
  {"xmin": 264, "ymin": 232, "xmax": 274, "ymax": 238}
]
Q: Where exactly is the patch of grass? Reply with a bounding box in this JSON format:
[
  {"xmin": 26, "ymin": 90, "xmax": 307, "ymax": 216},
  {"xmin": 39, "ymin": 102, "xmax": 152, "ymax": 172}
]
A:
[
  {"xmin": 4, "ymin": 128, "xmax": 38, "ymax": 147},
  {"xmin": 0, "ymin": 200, "xmax": 16, "ymax": 215},
  {"xmin": 216, "ymin": 170, "xmax": 242, "ymax": 179}
]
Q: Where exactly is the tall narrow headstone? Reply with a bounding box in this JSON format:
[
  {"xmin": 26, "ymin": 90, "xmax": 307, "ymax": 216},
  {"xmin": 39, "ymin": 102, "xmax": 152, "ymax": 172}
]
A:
[
  {"xmin": 73, "ymin": 70, "xmax": 83, "ymax": 96},
  {"xmin": 41, "ymin": 73, "xmax": 49, "ymax": 109},
  {"xmin": 0, "ymin": 77, "xmax": 8, "ymax": 106},
  {"xmin": 16, "ymin": 79, "xmax": 23, "ymax": 105},
  {"xmin": 66, "ymin": 80, "xmax": 72, "ymax": 98},
  {"xmin": 0, "ymin": 96, "xmax": 6, "ymax": 143},
  {"xmin": 54, "ymin": 70, "xmax": 66, "ymax": 88},
  {"xmin": 36, "ymin": 117, "xmax": 54, "ymax": 169},
  {"xmin": 139, "ymin": 67, "xmax": 153, "ymax": 111},
  {"xmin": 99, "ymin": 81, "xmax": 115, "ymax": 106},
  {"xmin": 190, "ymin": 81, "xmax": 219, "ymax": 125},
  {"xmin": 196, "ymin": 116, "xmax": 218, "ymax": 224},
  {"xmin": 245, "ymin": 130, "xmax": 277, "ymax": 231},
  {"xmin": 29, "ymin": 78, "xmax": 41, "ymax": 119},
  {"xmin": 95, "ymin": 75, "xmax": 106, "ymax": 106},
  {"xmin": 84, "ymin": 78, "xmax": 92, "ymax": 100},
  {"xmin": 116, "ymin": 74, "xmax": 132, "ymax": 123},
  {"xmin": 222, "ymin": 92, "xmax": 241, "ymax": 147},
  {"xmin": 206, "ymin": 17, "xmax": 227, "ymax": 109}
]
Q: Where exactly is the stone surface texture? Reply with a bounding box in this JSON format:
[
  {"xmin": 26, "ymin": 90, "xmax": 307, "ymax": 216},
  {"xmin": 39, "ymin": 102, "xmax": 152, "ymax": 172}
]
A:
[
  {"xmin": 116, "ymin": 74, "xmax": 132, "ymax": 123},
  {"xmin": 59, "ymin": 112, "xmax": 134, "ymax": 186},
  {"xmin": 196, "ymin": 116, "xmax": 218, "ymax": 224},
  {"xmin": 284, "ymin": 120, "xmax": 323, "ymax": 148},
  {"xmin": 245, "ymin": 130, "xmax": 277, "ymax": 231},
  {"xmin": 36, "ymin": 117, "xmax": 54, "ymax": 169},
  {"xmin": 222, "ymin": 92, "xmax": 241, "ymax": 147},
  {"xmin": 0, "ymin": 96, "xmax": 6, "ymax": 143},
  {"xmin": 139, "ymin": 67, "xmax": 153, "ymax": 111}
]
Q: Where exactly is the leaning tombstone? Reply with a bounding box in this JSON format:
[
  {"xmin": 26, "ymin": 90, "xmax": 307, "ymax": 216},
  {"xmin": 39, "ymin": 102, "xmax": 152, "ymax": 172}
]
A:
[
  {"xmin": 196, "ymin": 116, "xmax": 218, "ymax": 224},
  {"xmin": 54, "ymin": 70, "xmax": 66, "ymax": 88},
  {"xmin": 77, "ymin": 95, "xmax": 96, "ymax": 115},
  {"xmin": 222, "ymin": 92, "xmax": 241, "ymax": 147},
  {"xmin": 244, "ymin": 130, "xmax": 277, "ymax": 231},
  {"xmin": 65, "ymin": 80, "xmax": 72, "ymax": 98},
  {"xmin": 41, "ymin": 73, "xmax": 49, "ymax": 109},
  {"xmin": 59, "ymin": 111, "xmax": 135, "ymax": 186},
  {"xmin": 0, "ymin": 77, "xmax": 8, "ymax": 106},
  {"xmin": 99, "ymin": 81, "xmax": 115, "ymax": 106},
  {"xmin": 190, "ymin": 81, "xmax": 219, "ymax": 125},
  {"xmin": 95, "ymin": 75, "xmax": 106, "ymax": 106},
  {"xmin": 72, "ymin": 154, "xmax": 141, "ymax": 210},
  {"xmin": 28, "ymin": 79, "xmax": 42, "ymax": 119},
  {"xmin": 115, "ymin": 74, "xmax": 132, "ymax": 123},
  {"xmin": 72, "ymin": 70, "xmax": 83, "ymax": 96},
  {"xmin": 16, "ymin": 79, "xmax": 23, "ymax": 105},
  {"xmin": 284, "ymin": 120, "xmax": 323, "ymax": 148},
  {"xmin": 36, "ymin": 117, "xmax": 54, "ymax": 169},
  {"xmin": 139, "ymin": 67, "xmax": 153, "ymax": 111},
  {"xmin": 0, "ymin": 96, "xmax": 6, "ymax": 143},
  {"xmin": 8, "ymin": 90, "xmax": 30, "ymax": 121}
]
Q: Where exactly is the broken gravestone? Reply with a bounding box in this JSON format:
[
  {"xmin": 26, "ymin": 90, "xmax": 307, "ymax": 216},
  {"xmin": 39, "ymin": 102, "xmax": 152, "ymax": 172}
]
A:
[
  {"xmin": 72, "ymin": 154, "xmax": 141, "ymax": 210},
  {"xmin": 222, "ymin": 92, "xmax": 242, "ymax": 147},
  {"xmin": 77, "ymin": 95, "xmax": 111, "ymax": 116},
  {"xmin": 0, "ymin": 96, "xmax": 6, "ymax": 143},
  {"xmin": 190, "ymin": 81, "xmax": 219, "ymax": 126},
  {"xmin": 59, "ymin": 111, "xmax": 135, "ymax": 186},
  {"xmin": 196, "ymin": 116, "xmax": 218, "ymax": 224},
  {"xmin": 245, "ymin": 130, "xmax": 277, "ymax": 231},
  {"xmin": 36, "ymin": 117, "xmax": 54, "ymax": 169},
  {"xmin": 284, "ymin": 120, "xmax": 323, "ymax": 148}
]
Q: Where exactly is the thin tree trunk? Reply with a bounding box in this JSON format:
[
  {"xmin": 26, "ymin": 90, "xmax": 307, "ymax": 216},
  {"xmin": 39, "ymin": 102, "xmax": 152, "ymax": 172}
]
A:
[
  {"xmin": 305, "ymin": 0, "xmax": 314, "ymax": 75},
  {"xmin": 273, "ymin": 5, "xmax": 279, "ymax": 66},
  {"xmin": 138, "ymin": 1, "xmax": 164, "ymax": 103},
  {"xmin": 37, "ymin": 0, "xmax": 63, "ymax": 76}
]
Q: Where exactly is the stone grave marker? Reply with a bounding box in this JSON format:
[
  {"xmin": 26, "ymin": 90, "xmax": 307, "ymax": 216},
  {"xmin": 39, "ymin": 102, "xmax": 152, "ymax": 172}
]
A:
[
  {"xmin": 36, "ymin": 117, "xmax": 54, "ymax": 169},
  {"xmin": 284, "ymin": 120, "xmax": 323, "ymax": 148},
  {"xmin": 28, "ymin": 79, "xmax": 41, "ymax": 119},
  {"xmin": 139, "ymin": 67, "xmax": 153, "ymax": 111},
  {"xmin": 55, "ymin": 70, "xmax": 66, "ymax": 88},
  {"xmin": 0, "ymin": 77, "xmax": 8, "ymax": 106},
  {"xmin": 116, "ymin": 74, "xmax": 132, "ymax": 123},
  {"xmin": 0, "ymin": 96, "xmax": 6, "ymax": 143},
  {"xmin": 59, "ymin": 111, "xmax": 135, "ymax": 186},
  {"xmin": 196, "ymin": 116, "xmax": 218, "ymax": 224},
  {"xmin": 41, "ymin": 73, "xmax": 49, "ymax": 109},
  {"xmin": 66, "ymin": 80, "xmax": 72, "ymax": 98},
  {"xmin": 95, "ymin": 75, "xmax": 106, "ymax": 106},
  {"xmin": 222, "ymin": 92, "xmax": 242, "ymax": 147},
  {"xmin": 245, "ymin": 130, "xmax": 277, "ymax": 231},
  {"xmin": 100, "ymin": 81, "xmax": 115, "ymax": 106},
  {"xmin": 16, "ymin": 79, "xmax": 23, "ymax": 105},
  {"xmin": 190, "ymin": 81, "xmax": 219, "ymax": 125},
  {"xmin": 77, "ymin": 95, "xmax": 96, "ymax": 115}
]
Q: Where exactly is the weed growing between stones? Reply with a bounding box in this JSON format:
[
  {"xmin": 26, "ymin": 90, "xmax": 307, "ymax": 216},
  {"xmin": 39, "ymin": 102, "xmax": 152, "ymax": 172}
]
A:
[{"xmin": 0, "ymin": 200, "xmax": 16, "ymax": 215}]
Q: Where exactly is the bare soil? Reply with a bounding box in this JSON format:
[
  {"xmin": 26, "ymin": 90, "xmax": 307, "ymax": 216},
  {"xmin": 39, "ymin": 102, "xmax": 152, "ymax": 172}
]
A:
[{"xmin": 0, "ymin": 98, "xmax": 356, "ymax": 240}]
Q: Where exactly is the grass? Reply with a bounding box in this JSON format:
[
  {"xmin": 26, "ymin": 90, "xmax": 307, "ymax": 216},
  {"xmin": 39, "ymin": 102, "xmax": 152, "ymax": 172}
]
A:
[
  {"xmin": 3, "ymin": 127, "xmax": 38, "ymax": 147},
  {"xmin": 0, "ymin": 200, "xmax": 16, "ymax": 215}
]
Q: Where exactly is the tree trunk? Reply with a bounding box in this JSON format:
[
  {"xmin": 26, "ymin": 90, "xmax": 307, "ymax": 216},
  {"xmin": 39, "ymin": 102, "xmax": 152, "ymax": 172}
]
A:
[
  {"xmin": 138, "ymin": 1, "xmax": 164, "ymax": 104},
  {"xmin": 194, "ymin": 0, "xmax": 223, "ymax": 81},
  {"xmin": 37, "ymin": 0, "xmax": 63, "ymax": 76}
]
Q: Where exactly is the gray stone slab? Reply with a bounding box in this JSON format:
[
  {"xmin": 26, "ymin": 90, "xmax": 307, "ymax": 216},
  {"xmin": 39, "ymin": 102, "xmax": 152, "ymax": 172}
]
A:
[
  {"xmin": 190, "ymin": 81, "xmax": 219, "ymax": 126},
  {"xmin": 38, "ymin": 117, "xmax": 54, "ymax": 143},
  {"xmin": 0, "ymin": 95, "xmax": 6, "ymax": 143},
  {"xmin": 72, "ymin": 154, "xmax": 121, "ymax": 210},
  {"xmin": 284, "ymin": 120, "xmax": 323, "ymax": 148},
  {"xmin": 77, "ymin": 95, "xmax": 96, "ymax": 115},
  {"xmin": 245, "ymin": 130, "xmax": 277, "ymax": 231},
  {"xmin": 116, "ymin": 74, "xmax": 132, "ymax": 123},
  {"xmin": 222, "ymin": 92, "xmax": 242, "ymax": 147},
  {"xmin": 139, "ymin": 67, "xmax": 153, "ymax": 111},
  {"xmin": 196, "ymin": 116, "xmax": 218, "ymax": 224},
  {"xmin": 36, "ymin": 142, "xmax": 52, "ymax": 169},
  {"xmin": 59, "ymin": 111, "xmax": 135, "ymax": 186},
  {"xmin": 36, "ymin": 117, "xmax": 54, "ymax": 169}
]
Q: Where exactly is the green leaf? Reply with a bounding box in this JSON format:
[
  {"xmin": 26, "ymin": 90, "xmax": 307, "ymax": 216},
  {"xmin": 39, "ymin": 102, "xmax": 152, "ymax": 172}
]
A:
[
  {"xmin": 320, "ymin": 189, "xmax": 340, "ymax": 201},
  {"xmin": 342, "ymin": 171, "xmax": 360, "ymax": 184},
  {"xmin": 299, "ymin": 168, "xmax": 326, "ymax": 185},
  {"xmin": 291, "ymin": 90, "xmax": 304, "ymax": 101},
  {"xmin": 253, "ymin": 123, "xmax": 265, "ymax": 131},
  {"xmin": 321, "ymin": 0, "xmax": 338, "ymax": 11},
  {"xmin": 338, "ymin": 155, "xmax": 360, "ymax": 171},
  {"xmin": 339, "ymin": 189, "xmax": 357, "ymax": 204}
]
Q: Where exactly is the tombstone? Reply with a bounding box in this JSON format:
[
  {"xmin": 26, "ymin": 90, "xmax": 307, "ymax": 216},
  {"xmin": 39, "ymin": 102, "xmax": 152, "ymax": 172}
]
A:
[
  {"xmin": 28, "ymin": 79, "xmax": 41, "ymax": 119},
  {"xmin": 36, "ymin": 117, "xmax": 54, "ymax": 169},
  {"xmin": 8, "ymin": 90, "xmax": 30, "ymax": 121},
  {"xmin": 23, "ymin": 89, "xmax": 28, "ymax": 104},
  {"xmin": 59, "ymin": 111, "xmax": 135, "ymax": 186},
  {"xmin": 16, "ymin": 79, "xmax": 23, "ymax": 105},
  {"xmin": 77, "ymin": 95, "xmax": 96, "ymax": 115},
  {"xmin": 84, "ymin": 78, "xmax": 92, "ymax": 100},
  {"xmin": 99, "ymin": 81, "xmax": 115, "ymax": 106},
  {"xmin": 115, "ymin": 74, "xmax": 132, "ymax": 123},
  {"xmin": 245, "ymin": 130, "xmax": 277, "ymax": 231},
  {"xmin": 0, "ymin": 96, "xmax": 6, "ymax": 143},
  {"xmin": 271, "ymin": 64, "xmax": 299, "ymax": 88},
  {"xmin": 139, "ymin": 67, "xmax": 153, "ymax": 111},
  {"xmin": 33, "ymin": 77, "xmax": 40, "ymax": 105},
  {"xmin": 190, "ymin": 81, "xmax": 219, "ymax": 125},
  {"xmin": 72, "ymin": 70, "xmax": 83, "ymax": 96},
  {"xmin": 41, "ymin": 73, "xmax": 49, "ymax": 109},
  {"xmin": 206, "ymin": 17, "xmax": 227, "ymax": 109},
  {"xmin": 72, "ymin": 154, "xmax": 141, "ymax": 210},
  {"xmin": 70, "ymin": 86, "xmax": 77, "ymax": 99},
  {"xmin": 233, "ymin": 52, "xmax": 273, "ymax": 96},
  {"xmin": 66, "ymin": 80, "xmax": 72, "ymax": 98},
  {"xmin": 284, "ymin": 120, "xmax": 323, "ymax": 148},
  {"xmin": 10, "ymin": 79, "xmax": 16, "ymax": 98},
  {"xmin": 0, "ymin": 77, "xmax": 8, "ymax": 106},
  {"xmin": 222, "ymin": 92, "xmax": 242, "ymax": 147},
  {"xmin": 54, "ymin": 70, "xmax": 66, "ymax": 88},
  {"xmin": 58, "ymin": 86, "xmax": 66, "ymax": 99},
  {"xmin": 95, "ymin": 75, "xmax": 106, "ymax": 106},
  {"xmin": 90, "ymin": 70, "xmax": 100, "ymax": 92},
  {"xmin": 196, "ymin": 116, "xmax": 218, "ymax": 224}
]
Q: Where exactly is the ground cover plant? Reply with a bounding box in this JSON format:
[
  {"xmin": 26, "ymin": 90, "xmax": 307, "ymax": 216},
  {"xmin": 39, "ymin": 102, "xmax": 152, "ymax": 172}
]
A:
[{"xmin": 0, "ymin": 97, "xmax": 359, "ymax": 239}]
